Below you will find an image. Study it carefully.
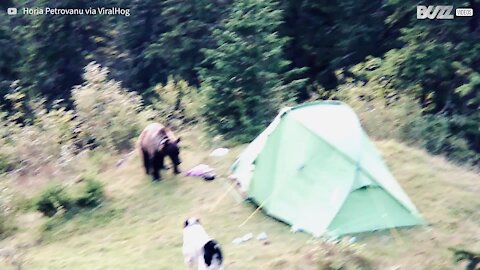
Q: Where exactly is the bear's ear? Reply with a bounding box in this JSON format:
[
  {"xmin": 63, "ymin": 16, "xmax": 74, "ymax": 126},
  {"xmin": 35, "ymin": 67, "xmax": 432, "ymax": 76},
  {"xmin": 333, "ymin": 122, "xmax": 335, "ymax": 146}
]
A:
[
  {"xmin": 160, "ymin": 138, "xmax": 169, "ymax": 145},
  {"xmin": 175, "ymin": 137, "xmax": 181, "ymax": 144},
  {"xmin": 184, "ymin": 219, "xmax": 189, "ymax": 228}
]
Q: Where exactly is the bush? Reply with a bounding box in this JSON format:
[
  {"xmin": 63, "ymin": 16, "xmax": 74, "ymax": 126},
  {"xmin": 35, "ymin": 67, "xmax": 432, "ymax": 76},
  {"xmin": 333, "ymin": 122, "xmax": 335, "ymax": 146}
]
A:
[
  {"xmin": 151, "ymin": 77, "xmax": 205, "ymax": 127},
  {"xmin": 0, "ymin": 93, "xmax": 77, "ymax": 174},
  {"xmin": 0, "ymin": 62, "xmax": 153, "ymax": 174},
  {"xmin": 72, "ymin": 62, "xmax": 151, "ymax": 152},
  {"xmin": 334, "ymin": 84, "xmax": 479, "ymax": 166},
  {"xmin": 0, "ymin": 153, "xmax": 10, "ymax": 174},
  {"xmin": 410, "ymin": 115, "xmax": 479, "ymax": 165},
  {"xmin": 35, "ymin": 185, "xmax": 74, "ymax": 217},
  {"xmin": 75, "ymin": 177, "xmax": 104, "ymax": 208},
  {"xmin": 0, "ymin": 184, "xmax": 15, "ymax": 238},
  {"xmin": 334, "ymin": 84, "xmax": 423, "ymax": 142},
  {"xmin": 35, "ymin": 176, "xmax": 105, "ymax": 217}
]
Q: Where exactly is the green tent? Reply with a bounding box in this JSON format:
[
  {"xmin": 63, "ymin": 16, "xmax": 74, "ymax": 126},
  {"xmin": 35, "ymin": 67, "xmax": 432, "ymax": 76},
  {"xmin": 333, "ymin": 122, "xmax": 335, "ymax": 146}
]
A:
[{"xmin": 231, "ymin": 101, "xmax": 423, "ymax": 237}]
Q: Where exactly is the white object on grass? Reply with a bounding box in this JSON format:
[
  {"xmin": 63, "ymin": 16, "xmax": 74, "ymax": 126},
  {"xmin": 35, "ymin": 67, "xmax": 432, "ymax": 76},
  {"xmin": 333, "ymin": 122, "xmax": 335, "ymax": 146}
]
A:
[
  {"xmin": 256, "ymin": 232, "xmax": 268, "ymax": 241},
  {"xmin": 232, "ymin": 233, "xmax": 254, "ymax": 245},
  {"xmin": 210, "ymin": 148, "xmax": 229, "ymax": 157},
  {"xmin": 242, "ymin": 233, "xmax": 253, "ymax": 242},
  {"xmin": 232, "ymin": 238, "xmax": 243, "ymax": 245}
]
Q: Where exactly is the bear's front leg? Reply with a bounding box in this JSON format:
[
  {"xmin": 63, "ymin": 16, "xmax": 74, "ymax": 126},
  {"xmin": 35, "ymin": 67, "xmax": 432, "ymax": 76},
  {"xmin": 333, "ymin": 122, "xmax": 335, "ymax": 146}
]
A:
[
  {"xmin": 173, "ymin": 163, "xmax": 181, "ymax": 175},
  {"xmin": 152, "ymin": 154, "xmax": 164, "ymax": 181},
  {"xmin": 152, "ymin": 168, "xmax": 160, "ymax": 181},
  {"xmin": 169, "ymin": 153, "xmax": 181, "ymax": 175}
]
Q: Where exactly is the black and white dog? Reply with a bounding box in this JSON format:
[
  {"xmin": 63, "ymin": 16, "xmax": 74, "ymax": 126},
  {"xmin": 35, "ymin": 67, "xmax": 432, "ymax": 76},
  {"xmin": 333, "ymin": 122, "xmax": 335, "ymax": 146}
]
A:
[{"xmin": 182, "ymin": 217, "xmax": 223, "ymax": 270}]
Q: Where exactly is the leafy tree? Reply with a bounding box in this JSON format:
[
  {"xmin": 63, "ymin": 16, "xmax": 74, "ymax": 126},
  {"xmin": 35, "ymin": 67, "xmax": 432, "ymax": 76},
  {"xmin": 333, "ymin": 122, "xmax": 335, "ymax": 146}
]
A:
[
  {"xmin": 150, "ymin": 0, "xmax": 229, "ymax": 86},
  {"xmin": 200, "ymin": 0, "xmax": 305, "ymax": 142},
  {"xmin": 279, "ymin": 0, "xmax": 389, "ymax": 99},
  {"xmin": 0, "ymin": 9, "xmax": 20, "ymax": 106},
  {"xmin": 16, "ymin": 0, "xmax": 111, "ymax": 105},
  {"xmin": 120, "ymin": 0, "xmax": 230, "ymax": 93},
  {"xmin": 72, "ymin": 62, "xmax": 149, "ymax": 152},
  {"xmin": 0, "ymin": 0, "xmax": 477, "ymax": 164},
  {"xmin": 348, "ymin": 0, "xmax": 480, "ymax": 164},
  {"xmin": 119, "ymin": 0, "xmax": 168, "ymax": 95}
]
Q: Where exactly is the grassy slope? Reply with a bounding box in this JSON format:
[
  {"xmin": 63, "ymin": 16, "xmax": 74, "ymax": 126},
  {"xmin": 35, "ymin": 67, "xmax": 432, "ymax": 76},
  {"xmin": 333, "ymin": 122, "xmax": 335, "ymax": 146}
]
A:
[{"xmin": 1, "ymin": 128, "xmax": 479, "ymax": 269}]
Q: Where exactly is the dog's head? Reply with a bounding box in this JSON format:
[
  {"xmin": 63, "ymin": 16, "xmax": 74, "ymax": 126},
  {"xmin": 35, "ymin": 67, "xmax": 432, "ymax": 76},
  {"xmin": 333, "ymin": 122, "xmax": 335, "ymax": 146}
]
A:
[{"xmin": 184, "ymin": 217, "xmax": 201, "ymax": 228}]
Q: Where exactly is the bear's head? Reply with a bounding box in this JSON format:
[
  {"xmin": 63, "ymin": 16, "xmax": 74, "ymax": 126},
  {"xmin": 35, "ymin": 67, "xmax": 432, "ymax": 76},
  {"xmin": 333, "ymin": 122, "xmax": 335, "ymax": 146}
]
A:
[{"xmin": 160, "ymin": 137, "xmax": 181, "ymax": 165}]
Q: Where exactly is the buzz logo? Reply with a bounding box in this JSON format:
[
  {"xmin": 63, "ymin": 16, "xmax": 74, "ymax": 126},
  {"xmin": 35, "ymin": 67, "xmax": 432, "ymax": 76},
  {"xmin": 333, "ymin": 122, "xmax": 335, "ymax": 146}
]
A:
[{"xmin": 417, "ymin": 5, "xmax": 454, "ymax": 19}]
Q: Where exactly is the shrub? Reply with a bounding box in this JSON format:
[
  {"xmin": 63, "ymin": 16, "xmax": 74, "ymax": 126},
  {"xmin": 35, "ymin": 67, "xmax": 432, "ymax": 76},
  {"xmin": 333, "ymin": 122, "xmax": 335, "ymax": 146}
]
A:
[
  {"xmin": 0, "ymin": 94, "xmax": 77, "ymax": 174},
  {"xmin": 0, "ymin": 153, "xmax": 10, "ymax": 174},
  {"xmin": 0, "ymin": 183, "xmax": 15, "ymax": 238},
  {"xmin": 72, "ymin": 62, "xmax": 150, "ymax": 152},
  {"xmin": 334, "ymin": 84, "xmax": 423, "ymax": 142},
  {"xmin": 35, "ymin": 176, "xmax": 105, "ymax": 217},
  {"xmin": 35, "ymin": 185, "xmax": 74, "ymax": 217},
  {"xmin": 75, "ymin": 177, "xmax": 104, "ymax": 208},
  {"xmin": 87, "ymin": 150, "xmax": 110, "ymax": 173},
  {"xmin": 0, "ymin": 112, "xmax": 13, "ymax": 173},
  {"xmin": 0, "ymin": 111, "xmax": 22, "ymax": 173},
  {"xmin": 151, "ymin": 77, "xmax": 205, "ymax": 127},
  {"xmin": 24, "ymin": 100, "xmax": 76, "ymax": 171},
  {"xmin": 410, "ymin": 115, "xmax": 479, "ymax": 165},
  {"xmin": 334, "ymin": 84, "xmax": 479, "ymax": 165},
  {"xmin": 0, "ymin": 62, "xmax": 158, "ymax": 175}
]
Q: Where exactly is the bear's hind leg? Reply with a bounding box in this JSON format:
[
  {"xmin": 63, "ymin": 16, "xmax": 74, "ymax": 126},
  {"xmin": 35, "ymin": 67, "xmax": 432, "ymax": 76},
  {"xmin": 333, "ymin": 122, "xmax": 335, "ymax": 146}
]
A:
[{"xmin": 142, "ymin": 151, "xmax": 150, "ymax": 175}]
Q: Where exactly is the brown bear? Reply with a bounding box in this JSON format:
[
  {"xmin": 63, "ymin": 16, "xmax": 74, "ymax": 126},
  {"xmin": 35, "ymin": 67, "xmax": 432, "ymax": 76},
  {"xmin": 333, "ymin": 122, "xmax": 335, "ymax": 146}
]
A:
[{"xmin": 138, "ymin": 123, "xmax": 181, "ymax": 181}]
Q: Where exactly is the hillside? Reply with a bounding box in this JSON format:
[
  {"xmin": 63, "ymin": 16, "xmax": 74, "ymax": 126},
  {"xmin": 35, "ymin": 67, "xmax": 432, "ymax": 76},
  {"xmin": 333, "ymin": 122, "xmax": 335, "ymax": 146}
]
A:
[{"xmin": 0, "ymin": 127, "xmax": 479, "ymax": 270}]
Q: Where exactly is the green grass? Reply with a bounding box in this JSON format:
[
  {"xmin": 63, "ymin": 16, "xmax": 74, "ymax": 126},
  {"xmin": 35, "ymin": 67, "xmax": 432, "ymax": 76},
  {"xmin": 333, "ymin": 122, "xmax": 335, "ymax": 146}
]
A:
[{"xmin": 1, "ymin": 128, "xmax": 479, "ymax": 269}]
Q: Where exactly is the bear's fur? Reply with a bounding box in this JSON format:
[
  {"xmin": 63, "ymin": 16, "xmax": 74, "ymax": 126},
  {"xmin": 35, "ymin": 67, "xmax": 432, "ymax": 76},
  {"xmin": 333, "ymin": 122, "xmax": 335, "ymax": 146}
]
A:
[{"xmin": 138, "ymin": 123, "xmax": 181, "ymax": 180}]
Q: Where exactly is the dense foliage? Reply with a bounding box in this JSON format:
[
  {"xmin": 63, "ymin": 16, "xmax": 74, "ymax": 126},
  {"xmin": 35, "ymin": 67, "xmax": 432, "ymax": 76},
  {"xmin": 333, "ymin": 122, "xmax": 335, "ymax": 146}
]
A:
[
  {"xmin": 200, "ymin": 0, "xmax": 305, "ymax": 142},
  {"xmin": 35, "ymin": 176, "xmax": 105, "ymax": 217},
  {"xmin": 72, "ymin": 62, "xmax": 149, "ymax": 151},
  {"xmin": 36, "ymin": 184, "xmax": 74, "ymax": 217},
  {"xmin": 0, "ymin": 0, "xmax": 478, "ymax": 164}
]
